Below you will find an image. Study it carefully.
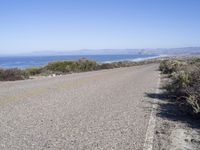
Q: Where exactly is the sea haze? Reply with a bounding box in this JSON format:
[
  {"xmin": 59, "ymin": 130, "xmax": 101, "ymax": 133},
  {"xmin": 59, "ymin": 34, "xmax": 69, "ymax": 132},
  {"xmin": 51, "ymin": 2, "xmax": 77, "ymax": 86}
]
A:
[{"xmin": 0, "ymin": 54, "xmax": 158, "ymax": 69}]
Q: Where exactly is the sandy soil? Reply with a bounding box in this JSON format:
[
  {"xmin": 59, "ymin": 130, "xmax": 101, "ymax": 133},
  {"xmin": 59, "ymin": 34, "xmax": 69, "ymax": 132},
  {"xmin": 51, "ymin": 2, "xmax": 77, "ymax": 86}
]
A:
[{"xmin": 153, "ymin": 75, "xmax": 200, "ymax": 150}]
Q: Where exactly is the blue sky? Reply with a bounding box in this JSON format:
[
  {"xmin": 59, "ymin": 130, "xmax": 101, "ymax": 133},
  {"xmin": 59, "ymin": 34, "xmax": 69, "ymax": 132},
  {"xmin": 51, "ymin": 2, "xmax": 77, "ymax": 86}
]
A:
[{"xmin": 0, "ymin": 0, "xmax": 200, "ymax": 54}]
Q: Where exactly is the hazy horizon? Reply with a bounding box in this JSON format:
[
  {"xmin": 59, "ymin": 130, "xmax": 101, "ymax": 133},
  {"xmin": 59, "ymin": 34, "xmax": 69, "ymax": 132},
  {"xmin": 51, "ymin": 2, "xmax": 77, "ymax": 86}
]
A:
[{"xmin": 2, "ymin": 46, "xmax": 200, "ymax": 56}]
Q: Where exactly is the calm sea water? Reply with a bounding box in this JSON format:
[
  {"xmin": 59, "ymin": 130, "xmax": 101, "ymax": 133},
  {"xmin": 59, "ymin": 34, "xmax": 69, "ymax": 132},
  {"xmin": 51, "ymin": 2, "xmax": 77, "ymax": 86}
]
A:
[{"xmin": 0, "ymin": 54, "xmax": 158, "ymax": 69}]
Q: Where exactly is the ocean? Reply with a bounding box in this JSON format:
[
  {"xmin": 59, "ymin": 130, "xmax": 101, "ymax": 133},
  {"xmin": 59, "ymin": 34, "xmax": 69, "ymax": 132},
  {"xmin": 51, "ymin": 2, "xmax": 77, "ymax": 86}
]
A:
[{"xmin": 0, "ymin": 54, "xmax": 158, "ymax": 69}]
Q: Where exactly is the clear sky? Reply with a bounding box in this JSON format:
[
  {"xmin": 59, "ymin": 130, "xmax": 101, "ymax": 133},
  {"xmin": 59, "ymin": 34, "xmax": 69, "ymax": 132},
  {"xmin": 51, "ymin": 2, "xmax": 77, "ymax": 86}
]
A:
[{"xmin": 0, "ymin": 0, "xmax": 200, "ymax": 55}]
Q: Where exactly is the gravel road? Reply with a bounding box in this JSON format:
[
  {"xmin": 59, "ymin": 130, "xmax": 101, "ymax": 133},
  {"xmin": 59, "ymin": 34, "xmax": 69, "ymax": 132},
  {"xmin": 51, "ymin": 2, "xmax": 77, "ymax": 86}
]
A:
[{"xmin": 0, "ymin": 64, "xmax": 159, "ymax": 150}]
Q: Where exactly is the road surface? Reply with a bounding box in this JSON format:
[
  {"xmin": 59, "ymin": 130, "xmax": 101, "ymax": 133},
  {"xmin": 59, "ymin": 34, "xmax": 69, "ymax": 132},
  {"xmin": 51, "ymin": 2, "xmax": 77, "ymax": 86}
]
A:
[{"xmin": 0, "ymin": 64, "xmax": 159, "ymax": 150}]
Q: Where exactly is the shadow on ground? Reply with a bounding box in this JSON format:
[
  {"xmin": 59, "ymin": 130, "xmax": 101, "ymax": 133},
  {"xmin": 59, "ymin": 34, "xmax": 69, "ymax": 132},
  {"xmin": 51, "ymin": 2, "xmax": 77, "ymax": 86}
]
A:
[{"xmin": 145, "ymin": 90, "xmax": 200, "ymax": 129}]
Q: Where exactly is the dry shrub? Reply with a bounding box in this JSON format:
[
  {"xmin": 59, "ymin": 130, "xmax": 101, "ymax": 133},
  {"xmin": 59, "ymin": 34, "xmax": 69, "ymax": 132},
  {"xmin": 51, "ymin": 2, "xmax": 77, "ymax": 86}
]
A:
[
  {"xmin": 160, "ymin": 59, "xmax": 200, "ymax": 117},
  {"xmin": 185, "ymin": 67, "xmax": 200, "ymax": 116},
  {"xmin": 0, "ymin": 68, "xmax": 29, "ymax": 81}
]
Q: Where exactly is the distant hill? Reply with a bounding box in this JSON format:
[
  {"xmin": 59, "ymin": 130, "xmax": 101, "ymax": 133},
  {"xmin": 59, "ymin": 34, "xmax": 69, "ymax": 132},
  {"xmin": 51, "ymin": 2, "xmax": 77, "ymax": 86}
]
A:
[
  {"xmin": 3, "ymin": 47, "xmax": 200, "ymax": 57},
  {"xmin": 142, "ymin": 47, "xmax": 200, "ymax": 55}
]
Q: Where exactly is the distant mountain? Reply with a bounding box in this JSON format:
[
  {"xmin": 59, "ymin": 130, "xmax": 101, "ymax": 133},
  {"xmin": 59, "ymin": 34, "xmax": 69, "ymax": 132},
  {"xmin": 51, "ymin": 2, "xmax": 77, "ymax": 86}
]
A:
[
  {"xmin": 142, "ymin": 47, "xmax": 200, "ymax": 55},
  {"xmin": 29, "ymin": 49, "xmax": 143, "ymax": 56},
  {"xmin": 4, "ymin": 47, "xmax": 200, "ymax": 57}
]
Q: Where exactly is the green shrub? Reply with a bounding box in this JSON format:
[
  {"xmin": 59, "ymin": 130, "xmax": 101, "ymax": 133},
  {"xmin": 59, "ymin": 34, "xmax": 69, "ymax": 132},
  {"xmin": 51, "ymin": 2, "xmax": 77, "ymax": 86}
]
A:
[
  {"xmin": 0, "ymin": 68, "xmax": 29, "ymax": 81},
  {"xmin": 26, "ymin": 67, "xmax": 42, "ymax": 76},
  {"xmin": 45, "ymin": 59, "xmax": 99, "ymax": 73},
  {"xmin": 46, "ymin": 61, "xmax": 71, "ymax": 73},
  {"xmin": 78, "ymin": 60, "xmax": 98, "ymax": 71}
]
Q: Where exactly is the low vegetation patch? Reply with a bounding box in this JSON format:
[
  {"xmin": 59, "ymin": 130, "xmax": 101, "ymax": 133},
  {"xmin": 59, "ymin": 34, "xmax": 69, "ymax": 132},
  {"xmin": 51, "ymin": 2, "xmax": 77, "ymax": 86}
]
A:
[
  {"xmin": 45, "ymin": 59, "xmax": 98, "ymax": 73},
  {"xmin": 26, "ymin": 67, "xmax": 43, "ymax": 76},
  {"xmin": 0, "ymin": 68, "xmax": 29, "ymax": 81},
  {"xmin": 160, "ymin": 58, "xmax": 200, "ymax": 117}
]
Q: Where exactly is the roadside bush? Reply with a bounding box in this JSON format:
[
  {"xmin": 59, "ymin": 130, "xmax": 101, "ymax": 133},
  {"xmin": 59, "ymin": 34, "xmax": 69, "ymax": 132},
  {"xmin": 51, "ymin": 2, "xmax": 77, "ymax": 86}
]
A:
[
  {"xmin": 46, "ymin": 61, "xmax": 73, "ymax": 73},
  {"xmin": 45, "ymin": 59, "xmax": 99, "ymax": 73},
  {"xmin": 184, "ymin": 68, "xmax": 200, "ymax": 115},
  {"xmin": 98, "ymin": 61, "xmax": 135, "ymax": 69},
  {"xmin": 160, "ymin": 59, "xmax": 200, "ymax": 117},
  {"xmin": 0, "ymin": 68, "xmax": 29, "ymax": 81},
  {"xmin": 159, "ymin": 60, "xmax": 186, "ymax": 74},
  {"xmin": 114, "ymin": 61, "xmax": 136, "ymax": 67},
  {"xmin": 186, "ymin": 87, "xmax": 200, "ymax": 116},
  {"xmin": 167, "ymin": 70, "xmax": 190, "ymax": 92},
  {"xmin": 98, "ymin": 63, "xmax": 115, "ymax": 69},
  {"xmin": 26, "ymin": 67, "xmax": 42, "ymax": 76},
  {"xmin": 78, "ymin": 59, "xmax": 98, "ymax": 71}
]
